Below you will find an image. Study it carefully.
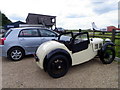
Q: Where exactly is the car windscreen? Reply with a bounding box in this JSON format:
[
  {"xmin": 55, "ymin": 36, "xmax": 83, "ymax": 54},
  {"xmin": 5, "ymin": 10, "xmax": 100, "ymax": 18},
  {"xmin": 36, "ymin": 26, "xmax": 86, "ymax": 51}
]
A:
[
  {"xmin": 58, "ymin": 32, "xmax": 73, "ymax": 41},
  {"xmin": 2, "ymin": 29, "xmax": 12, "ymax": 38}
]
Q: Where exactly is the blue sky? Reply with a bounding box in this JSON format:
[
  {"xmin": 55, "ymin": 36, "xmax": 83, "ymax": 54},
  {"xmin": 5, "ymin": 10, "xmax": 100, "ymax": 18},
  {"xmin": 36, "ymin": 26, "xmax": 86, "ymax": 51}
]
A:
[{"xmin": 0, "ymin": 0, "xmax": 119, "ymax": 29}]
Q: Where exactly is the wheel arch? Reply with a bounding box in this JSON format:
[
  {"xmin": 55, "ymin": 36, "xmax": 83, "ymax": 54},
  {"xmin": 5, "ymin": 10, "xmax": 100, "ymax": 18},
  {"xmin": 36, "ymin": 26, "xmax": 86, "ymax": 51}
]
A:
[{"xmin": 43, "ymin": 49, "xmax": 72, "ymax": 71}]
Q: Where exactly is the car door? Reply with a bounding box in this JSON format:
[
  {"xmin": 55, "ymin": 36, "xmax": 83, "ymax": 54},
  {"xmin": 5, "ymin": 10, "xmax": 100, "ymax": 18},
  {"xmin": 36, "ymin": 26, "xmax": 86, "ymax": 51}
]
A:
[
  {"xmin": 39, "ymin": 29, "xmax": 58, "ymax": 43},
  {"xmin": 71, "ymin": 32, "xmax": 90, "ymax": 53},
  {"xmin": 18, "ymin": 29, "xmax": 42, "ymax": 54},
  {"xmin": 72, "ymin": 32, "xmax": 92, "ymax": 65}
]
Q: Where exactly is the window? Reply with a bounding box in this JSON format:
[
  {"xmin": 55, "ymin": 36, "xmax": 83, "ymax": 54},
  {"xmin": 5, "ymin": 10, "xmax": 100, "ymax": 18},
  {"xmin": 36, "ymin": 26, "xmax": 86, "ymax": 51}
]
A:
[
  {"xmin": 74, "ymin": 34, "xmax": 88, "ymax": 44},
  {"xmin": 19, "ymin": 29, "xmax": 39, "ymax": 37},
  {"xmin": 72, "ymin": 33, "xmax": 89, "ymax": 53},
  {"xmin": 2, "ymin": 29, "xmax": 12, "ymax": 38},
  {"xmin": 39, "ymin": 29, "xmax": 57, "ymax": 37}
]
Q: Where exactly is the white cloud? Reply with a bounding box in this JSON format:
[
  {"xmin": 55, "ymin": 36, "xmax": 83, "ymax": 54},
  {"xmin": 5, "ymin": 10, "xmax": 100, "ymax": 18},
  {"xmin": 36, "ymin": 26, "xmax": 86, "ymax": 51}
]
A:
[{"xmin": 0, "ymin": 0, "xmax": 119, "ymax": 29}]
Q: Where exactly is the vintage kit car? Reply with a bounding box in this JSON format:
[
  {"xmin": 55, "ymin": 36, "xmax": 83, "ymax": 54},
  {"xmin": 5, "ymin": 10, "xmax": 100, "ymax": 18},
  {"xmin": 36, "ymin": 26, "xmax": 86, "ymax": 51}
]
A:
[{"xmin": 34, "ymin": 31, "xmax": 115, "ymax": 78}]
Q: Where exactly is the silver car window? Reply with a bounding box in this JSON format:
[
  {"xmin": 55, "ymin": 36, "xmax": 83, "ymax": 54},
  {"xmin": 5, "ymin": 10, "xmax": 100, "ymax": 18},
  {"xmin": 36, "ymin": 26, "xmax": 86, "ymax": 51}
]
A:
[
  {"xmin": 19, "ymin": 29, "xmax": 39, "ymax": 37},
  {"xmin": 39, "ymin": 29, "xmax": 57, "ymax": 37}
]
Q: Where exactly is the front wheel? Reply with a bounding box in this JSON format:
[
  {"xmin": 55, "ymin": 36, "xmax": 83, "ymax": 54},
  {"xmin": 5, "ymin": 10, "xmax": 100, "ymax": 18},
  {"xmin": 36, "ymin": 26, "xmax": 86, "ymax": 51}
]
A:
[
  {"xmin": 47, "ymin": 55, "xmax": 69, "ymax": 78},
  {"xmin": 100, "ymin": 47, "xmax": 115, "ymax": 64}
]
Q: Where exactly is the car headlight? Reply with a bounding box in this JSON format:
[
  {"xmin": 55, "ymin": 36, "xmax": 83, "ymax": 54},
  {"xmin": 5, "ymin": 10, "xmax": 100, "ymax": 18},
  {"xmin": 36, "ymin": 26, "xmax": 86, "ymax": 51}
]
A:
[{"xmin": 105, "ymin": 38, "xmax": 111, "ymax": 42}]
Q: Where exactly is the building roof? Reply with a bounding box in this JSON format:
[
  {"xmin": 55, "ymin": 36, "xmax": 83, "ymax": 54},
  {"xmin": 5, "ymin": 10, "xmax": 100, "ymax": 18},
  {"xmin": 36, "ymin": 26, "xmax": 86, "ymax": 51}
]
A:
[
  {"xmin": 9, "ymin": 21, "xmax": 26, "ymax": 25},
  {"xmin": 4, "ymin": 21, "xmax": 26, "ymax": 30},
  {"xmin": 27, "ymin": 13, "xmax": 56, "ymax": 18},
  {"xmin": 26, "ymin": 13, "xmax": 56, "ymax": 28}
]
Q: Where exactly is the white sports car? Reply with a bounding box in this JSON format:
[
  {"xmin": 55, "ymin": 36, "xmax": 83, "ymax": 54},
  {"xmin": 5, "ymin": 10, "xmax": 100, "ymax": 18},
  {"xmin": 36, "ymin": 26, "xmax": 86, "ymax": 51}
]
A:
[{"xmin": 34, "ymin": 32, "xmax": 115, "ymax": 78}]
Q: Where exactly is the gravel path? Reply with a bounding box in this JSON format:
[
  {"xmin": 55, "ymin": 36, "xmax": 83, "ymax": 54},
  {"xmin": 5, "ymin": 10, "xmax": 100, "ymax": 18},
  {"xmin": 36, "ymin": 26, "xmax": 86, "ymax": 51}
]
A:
[{"xmin": 2, "ymin": 56, "xmax": 118, "ymax": 88}]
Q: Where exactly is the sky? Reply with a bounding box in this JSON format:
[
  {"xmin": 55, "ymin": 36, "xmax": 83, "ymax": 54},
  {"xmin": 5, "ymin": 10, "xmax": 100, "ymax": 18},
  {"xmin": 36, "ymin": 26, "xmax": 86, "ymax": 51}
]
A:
[{"xmin": 0, "ymin": 0, "xmax": 119, "ymax": 29}]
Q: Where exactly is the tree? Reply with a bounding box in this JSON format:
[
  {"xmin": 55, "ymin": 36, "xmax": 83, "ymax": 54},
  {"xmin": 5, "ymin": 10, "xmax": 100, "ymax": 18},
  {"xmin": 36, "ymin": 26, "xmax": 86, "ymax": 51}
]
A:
[
  {"xmin": 0, "ymin": 11, "xmax": 2, "ymax": 26},
  {"xmin": 0, "ymin": 11, "xmax": 12, "ymax": 26}
]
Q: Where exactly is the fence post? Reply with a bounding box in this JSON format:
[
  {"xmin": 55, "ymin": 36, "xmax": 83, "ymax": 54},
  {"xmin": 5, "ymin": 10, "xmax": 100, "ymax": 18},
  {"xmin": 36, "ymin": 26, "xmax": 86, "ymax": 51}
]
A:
[
  {"xmin": 79, "ymin": 29, "xmax": 81, "ymax": 32},
  {"xmin": 93, "ymin": 30, "xmax": 95, "ymax": 38},
  {"xmin": 112, "ymin": 29, "xmax": 115, "ymax": 43}
]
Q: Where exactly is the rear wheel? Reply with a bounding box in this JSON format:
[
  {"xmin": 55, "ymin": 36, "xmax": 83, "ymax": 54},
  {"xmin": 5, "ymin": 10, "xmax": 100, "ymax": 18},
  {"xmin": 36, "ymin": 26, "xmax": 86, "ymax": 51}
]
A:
[
  {"xmin": 47, "ymin": 55, "xmax": 69, "ymax": 78},
  {"xmin": 100, "ymin": 47, "xmax": 115, "ymax": 64},
  {"xmin": 7, "ymin": 47, "xmax": 25, "ymax": 61}
]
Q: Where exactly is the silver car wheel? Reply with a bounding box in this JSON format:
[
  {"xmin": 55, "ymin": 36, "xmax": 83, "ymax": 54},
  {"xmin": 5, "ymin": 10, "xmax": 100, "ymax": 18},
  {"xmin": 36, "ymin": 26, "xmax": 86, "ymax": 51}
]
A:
[{"xmin": 11, "ymin": 50, "xmax": 22, "ymax": 60}]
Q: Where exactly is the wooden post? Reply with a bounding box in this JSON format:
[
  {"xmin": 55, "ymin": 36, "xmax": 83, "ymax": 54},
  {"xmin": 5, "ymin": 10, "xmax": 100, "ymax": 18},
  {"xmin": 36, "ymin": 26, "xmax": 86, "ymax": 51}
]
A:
[
  {"xmin": 112, "ymin": 29, "xmax": 115, "ymax": 43},
  {"xmin": 79, "ymin": 29, "xmax": 81, "ymax": 32},
  {"xmin": 54, "ymin": 17, "xmax": 56, "ymax": 29},
  {"xmin": 93, "ymin": 30, "xmax": 95, "ymax": 38}
]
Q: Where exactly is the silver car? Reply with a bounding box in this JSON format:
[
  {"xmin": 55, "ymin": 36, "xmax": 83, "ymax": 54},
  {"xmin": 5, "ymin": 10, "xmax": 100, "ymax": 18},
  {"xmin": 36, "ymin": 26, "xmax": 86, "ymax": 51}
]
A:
[{"xmin": 0, "ymin": 27, "xmax": 70, "ymax": 61}]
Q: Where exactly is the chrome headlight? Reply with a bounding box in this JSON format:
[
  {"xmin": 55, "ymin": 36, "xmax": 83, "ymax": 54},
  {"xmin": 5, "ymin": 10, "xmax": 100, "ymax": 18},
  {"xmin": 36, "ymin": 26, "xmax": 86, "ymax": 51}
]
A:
[{"xmin": 105, "ymin": 38, "xmax": 111, "ymax": 42}]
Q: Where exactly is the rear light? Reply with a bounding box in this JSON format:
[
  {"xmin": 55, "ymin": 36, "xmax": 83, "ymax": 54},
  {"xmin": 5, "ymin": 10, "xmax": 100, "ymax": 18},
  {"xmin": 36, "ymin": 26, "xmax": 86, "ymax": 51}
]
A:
[{"xmin": 0, "ymin": 38, "xmax": 6, "ymax": 45}]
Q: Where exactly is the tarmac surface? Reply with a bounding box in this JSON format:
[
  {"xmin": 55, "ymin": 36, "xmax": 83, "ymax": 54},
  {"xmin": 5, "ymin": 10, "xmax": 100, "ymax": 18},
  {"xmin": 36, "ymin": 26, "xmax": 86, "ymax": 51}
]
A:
[{"xmin": 1, "ymin": 55, "xmax": 119, "ymax": 88}]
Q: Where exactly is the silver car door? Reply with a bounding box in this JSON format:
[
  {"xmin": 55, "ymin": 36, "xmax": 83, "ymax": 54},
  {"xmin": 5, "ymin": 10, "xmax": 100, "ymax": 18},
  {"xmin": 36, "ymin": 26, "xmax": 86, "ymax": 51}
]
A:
[{"xmin": 18, "ymin": 29, "xmax": 42, "ymax": 54}]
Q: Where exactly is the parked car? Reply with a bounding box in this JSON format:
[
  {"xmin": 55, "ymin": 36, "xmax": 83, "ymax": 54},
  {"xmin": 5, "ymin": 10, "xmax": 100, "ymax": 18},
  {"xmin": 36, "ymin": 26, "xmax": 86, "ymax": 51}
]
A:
[
  {"xmin": 35, "ymin": 32, "xmax": 115, "ymax": 78},
  {"xmin": 0, "ymin": 27, "xmax": 70, "ymax": 61},
  {"xmin": 54, "ymin": 27, "xmax": 66, "ymax": 34}
]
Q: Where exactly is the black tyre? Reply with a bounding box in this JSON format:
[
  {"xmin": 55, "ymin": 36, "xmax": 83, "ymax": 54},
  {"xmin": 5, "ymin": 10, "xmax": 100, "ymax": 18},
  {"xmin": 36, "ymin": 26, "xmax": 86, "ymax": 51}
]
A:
[
  {"xmin": 7, "ymin": 47, "xmax": 25, "ymax": 61},
  {"xmin": 100, "ymin": 47, "xmax": 115, "ymax": 64},
  {"xmin": 47, "ymin": 55, "xmax": 69, "ymax": 78}
]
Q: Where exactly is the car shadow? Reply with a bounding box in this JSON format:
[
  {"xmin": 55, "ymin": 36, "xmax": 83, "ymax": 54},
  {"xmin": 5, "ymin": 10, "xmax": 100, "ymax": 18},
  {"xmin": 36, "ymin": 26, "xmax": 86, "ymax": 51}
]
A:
[
  {"xmin": 2, "ymin": 54, "xmax": 34, "ymax": 63},
  {"xmin": 24, "ymin": 54, "xmax": 34, "ymax": 59},
  {"xmin": 68, "ymin": 58, "xmax": 102, "ymax": 73}
]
